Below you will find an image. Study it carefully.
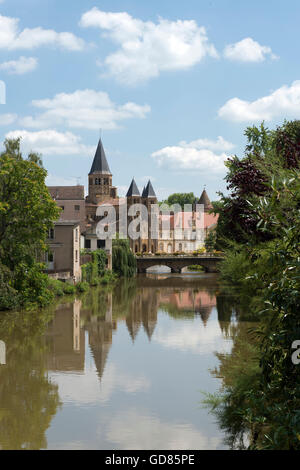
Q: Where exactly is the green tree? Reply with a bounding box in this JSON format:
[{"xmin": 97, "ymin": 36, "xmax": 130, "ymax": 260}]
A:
[
  {"xmin": 205, "ymin": 229, "xmax": 216, "ymax": 253},
  {"xmin": 112, "ymin": 238, "xmax": 136, "ymax": 277},
  {"xmin": 161, "ymin": 192, "xmax": 196, "ymax": 209},
  {"xmin": 0, "ymin": 138, "xmax": 61, "ymax": 310},
  {"xmin": 206, "ymin": 120, "xmax": 300, "ymax": 450}
]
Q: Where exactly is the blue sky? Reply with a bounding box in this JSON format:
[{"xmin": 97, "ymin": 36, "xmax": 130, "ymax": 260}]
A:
[{"xmin": 0, "ymin": 0, "xmax": 300, "ymax": 200}]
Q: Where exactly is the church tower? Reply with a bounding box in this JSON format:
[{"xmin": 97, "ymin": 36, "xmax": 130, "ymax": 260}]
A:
[
  {"xmin": 126, "ymin": 178, "xmax": 141, "ymax": 253},
  {"xmin": 198, "ymin": 189, "xmax": 213, "ymax": 213},
  {"xmin": 87, "ymin": 139, "xmax": 117, "ymax": 205},
  {"xmin": 141, "ymin": 180, "xmax": 158, "ymax": 254}
]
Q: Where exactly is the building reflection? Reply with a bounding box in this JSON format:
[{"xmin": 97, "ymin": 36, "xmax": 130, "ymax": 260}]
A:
[
  {"xmin": 126, "ymin": 288, "xmax": 158, "ymax": 341},
  {"xmin": 159, "ymin": 289, "xmax": 216, "ymax": 325},
  {"xmin": 46, "ymin": 299, "xmax": 85, "ymax": 372},
  {"xmin": 44, "ymin": 279, "xmax": 218, "ymax": 380},
  {"xmin": 84, "ymin": 292, "xmax": 116, "ymax": 381}
]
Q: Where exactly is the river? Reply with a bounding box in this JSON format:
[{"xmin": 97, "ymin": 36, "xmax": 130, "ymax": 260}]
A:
[{"xmin": 0, "ymin": 272, "xmax": 255, "ymax": 450}]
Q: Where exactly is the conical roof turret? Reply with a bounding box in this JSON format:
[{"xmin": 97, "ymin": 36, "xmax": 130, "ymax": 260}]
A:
[
  {"xmin": 126, "ymin": 178, "xmax": 140, "ymax": 197},
  {"xmin": 89, "ymin": 138, "xmax": 111, "ymax": 175}
]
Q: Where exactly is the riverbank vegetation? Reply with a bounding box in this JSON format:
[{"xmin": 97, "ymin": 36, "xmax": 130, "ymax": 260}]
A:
[
  {"xmin": 0, "ymin": 138, "xmax": 61, "ymax": 311},
  {"xmin": 112, "ymin": 238, "xmax": 137, "ymax": 277},
  {"xmin": 207, "ymin": 120, "xmax": 300, "ymax": 449}
]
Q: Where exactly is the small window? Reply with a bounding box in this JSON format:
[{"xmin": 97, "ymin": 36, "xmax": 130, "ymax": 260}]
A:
[
  {"xmin": 60, "ymin": 206, "xmax": 64, "ymax": 211},
  {"xmin": 85, "ymin": 239, "xmax": 91, "ymax": 249},
  {"xmin": 75, "ymin": 205, "xmax": 80, "ymax": 211},
  {"xmin": 97, "ymin": 239, "xmax": 105, "ymax": 249},
  {"xmin": 75, "ymin": 228, "xmax": 78, "ymax": 242},
  {"xmin": 46, "ymin": 251, "xmax": 54, "ymax": 263},
  {"xmin": 75, "ymin": 250, "xmax": 78, "ymax": 263},
  {"xmin": 48, "ymin": 228, "xmax": 55, "ymax": 239}
]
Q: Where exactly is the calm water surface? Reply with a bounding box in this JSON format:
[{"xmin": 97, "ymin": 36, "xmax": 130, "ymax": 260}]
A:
[{"xmin": 0, "ymin": 273, "xmax": 253, "ymax": 450}]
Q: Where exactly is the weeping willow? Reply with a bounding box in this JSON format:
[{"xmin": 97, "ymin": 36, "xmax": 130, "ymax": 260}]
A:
[{"xmin": 112, "ymin": 239, "xmax": 136, "ymax": 277}]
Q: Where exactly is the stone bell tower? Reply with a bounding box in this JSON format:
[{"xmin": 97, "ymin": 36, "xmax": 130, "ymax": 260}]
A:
[{"xmin": 87, "ymin": 138, "xmax": 117, "ymax": 205}]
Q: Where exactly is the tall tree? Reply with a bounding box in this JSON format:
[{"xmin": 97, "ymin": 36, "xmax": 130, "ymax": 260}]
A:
[{"xmin": 0, "ymin": 138, "xmax": 60, "ymax": 310}]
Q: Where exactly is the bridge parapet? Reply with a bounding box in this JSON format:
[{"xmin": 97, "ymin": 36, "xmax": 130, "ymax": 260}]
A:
[{"xmin": 135, "ymin": 254, "xmax": 223, "ymax": 274}]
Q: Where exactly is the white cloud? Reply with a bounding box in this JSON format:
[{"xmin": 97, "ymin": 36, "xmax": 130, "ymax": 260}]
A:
[
  {"xmin": 20, "ymin": 89, "xmax": 150, "ymax": 130},
  {"xmin": 80, "ymin": 7, "xmax": 218, "ymax": 84},
  {"xmin": 153, "ymin": 317, "xmax": 232, "ymax": 355},
  {"xmin": 219, "ymin": 80, "xmax": 300, "ymax": 122},
  {"xmin": 224, "ymin": 37, "xmax": 278, "ymax": 63},
  {"xmin": 151, "ymin": 136, "xmax": 233, "ymax": 172},
  {"xmin": 0, "ymin": 113, "xmax": 17, "ymax": 125},
  {"xmin": 0, "ymin": 56, "xmax": 37, "ymax": 74},
  {"xmin": 50, "ymin": 363, "xmax": 150, "ymax": 405},
  {"xmin": 5, "ymin": 129, "xmax": 94, "ymax": 156},
  {"xmin": 105, "ymin": 409, "xmax": 222, "ymax": 450},
  {"xmin": 0, "ymin": 14, "xmax": 84, "ymax": 51}
]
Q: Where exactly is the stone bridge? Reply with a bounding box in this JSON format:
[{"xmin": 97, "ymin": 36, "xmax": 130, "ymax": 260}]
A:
[{"xmin": 136, "ymin": 255, "xmax": 223, "ymax": 274}]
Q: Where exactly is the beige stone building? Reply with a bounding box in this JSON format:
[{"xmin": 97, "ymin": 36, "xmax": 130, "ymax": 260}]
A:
[
  {"xmin": 158, "ymin": 191, "xmax": 218, "ymax": 254},
  {"xmin": 46, "ymin": 221, "xmax": 81, "ymax": 282},
  {"xmin": 48, "ymin": 186, "xmax": 86, "ymax": 232}
]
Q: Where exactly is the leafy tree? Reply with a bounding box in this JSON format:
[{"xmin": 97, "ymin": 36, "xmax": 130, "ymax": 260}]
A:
[
  {"xmin": 112, "ymin": 238, "xmax": 136, "ymax": 277},
  {"xmin": 207, "ymin": 120, "xmax": 300, "ymax": 449},
  {"xmin": 161, "ymin": 192, "xmax": 196, "ymax": 209},
  {"xmin": 213, "ymin": 121, "xmax": 300, "ymax": 247},
  {"xmin": 205, "ymin": 229, "xmax": 217, "ymax": 253},
  {"xmin": 0, "ymin": 138, "xmax": 61, "ymax": 310}
]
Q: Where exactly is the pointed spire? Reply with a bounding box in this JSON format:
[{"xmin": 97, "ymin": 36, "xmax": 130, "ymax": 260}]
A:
[
  {"xmin": 143, "ymin": 180, "xmax": 156, "ymax": 198},
  {"xmin": 198, "ymin": 189, "xmax": 212, "ymax": 211},
  {"xmin": 126, "ymin": 178, "xmax": 140, "ymax": 197},
  {"xmin": 89, "ymin": 138, "xmax": 111, "ymax": 175},
  {"xmin": 141, "ymin": 186, "xmax": 146, "ymax": 198}
]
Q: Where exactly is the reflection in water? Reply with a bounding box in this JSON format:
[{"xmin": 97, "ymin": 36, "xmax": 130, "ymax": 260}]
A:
[
  {"xmin": 0, "ymin": 310, "xmax": 61, "ymax": 450},
  {"xmin": 0, "ymin": 273, "xmax": 255, "ymax": 450}
]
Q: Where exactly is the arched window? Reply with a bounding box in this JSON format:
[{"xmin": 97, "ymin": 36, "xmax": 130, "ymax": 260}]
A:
[
  {"xmin": 167, "ymin": 243, "xmax": 172, "ymax": 254},
  {"xmin": 142, "ymin": 244, "xmax": 147, "ymax": 253},
  {"xmin": 159, "ymin": 243, "xmax": 164, "ymax": 251},
  {"xmin": 135, "ymin": 244, "xmax": 139, "ymax": 253},
  {"xmin": 179, "ymin": 243, "xmax": 183, "ymax": 252}
]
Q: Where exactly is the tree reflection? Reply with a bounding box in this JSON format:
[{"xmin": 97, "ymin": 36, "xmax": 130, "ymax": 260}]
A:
[
  {"xmin": 0, "ymin": 309, "xmax": 61, "ymax": 450},
  {"xmin": 204, "ymin": 289, "xmax": 260, "ymax": 449}
]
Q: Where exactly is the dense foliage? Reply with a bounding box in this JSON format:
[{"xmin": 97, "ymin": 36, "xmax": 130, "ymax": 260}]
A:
[
  {"xmin": 81, "ymin": 249, "xmax": 116, "ymax": 286},
  {"xmin": 0, "ymin": 138, "xmax": 61, "ymax": 311},
  {"xmin": 209, "ymin": 120, "xmax": 300, "ymax": 449},
  {"xmin": 160, "ymin": 192, "xmax": 196, "ymax": 209},
  {"xmin": 112, "ymin": 238, "xmax": 136, "ymax": 277}
]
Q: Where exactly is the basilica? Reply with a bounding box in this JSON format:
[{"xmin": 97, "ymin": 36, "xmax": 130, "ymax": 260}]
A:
[{"xmin": 48, "ymin": 138, "xmax": 218, "ymax": 260}]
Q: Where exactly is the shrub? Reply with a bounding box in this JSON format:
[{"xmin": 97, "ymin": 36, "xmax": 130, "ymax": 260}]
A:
[
  {"xmin": 187, "ymin": 265, "xmax": 204, "ymax": 272},
  {"xmin": 76, "ymin": 281, "xmax": 89, "ymax": 293},
  {"xmin": 47, "ymin": 278, "xmax": 64, "ymax": 297},
  {"xmin": 62, "ymin": 283, "xmax": 76, "ymax": 295}
]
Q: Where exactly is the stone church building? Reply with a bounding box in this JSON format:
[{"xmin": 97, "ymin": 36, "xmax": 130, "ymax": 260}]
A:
[{"xmin": 47, "ymin": 138, "xmax": 218, "ymax": 266}]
